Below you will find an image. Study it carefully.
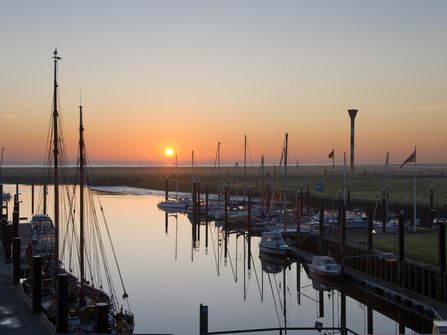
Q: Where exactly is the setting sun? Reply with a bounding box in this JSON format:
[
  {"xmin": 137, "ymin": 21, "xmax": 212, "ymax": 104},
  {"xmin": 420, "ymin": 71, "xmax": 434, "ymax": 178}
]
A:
[{"xmin": 165, "ymin": 148, "xmax": 174, "ymax": 157}]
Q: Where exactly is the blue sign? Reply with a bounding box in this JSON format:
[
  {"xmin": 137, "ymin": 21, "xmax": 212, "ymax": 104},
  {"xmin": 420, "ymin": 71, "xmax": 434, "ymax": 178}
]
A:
[{"xmin": 315, "ymin": 182, "xmax": 324, "ymax": 193}]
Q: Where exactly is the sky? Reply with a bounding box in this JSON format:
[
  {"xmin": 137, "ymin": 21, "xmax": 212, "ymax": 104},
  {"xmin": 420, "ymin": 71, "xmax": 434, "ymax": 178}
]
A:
[{"xmin": 1, "ymin": 1, "xmax": 446, "ymax": 166}]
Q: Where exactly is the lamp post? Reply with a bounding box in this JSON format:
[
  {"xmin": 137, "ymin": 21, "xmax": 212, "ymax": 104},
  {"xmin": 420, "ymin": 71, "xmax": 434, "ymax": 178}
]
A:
[{"xmin": 340, "ymin": 253, "xmax": 395, "ymax": 335}]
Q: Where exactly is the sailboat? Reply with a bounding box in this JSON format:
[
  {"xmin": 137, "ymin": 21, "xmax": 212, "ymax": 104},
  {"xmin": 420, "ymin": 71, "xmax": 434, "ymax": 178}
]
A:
[{"xmin": 25, "ymin": 49, "xmax": 134, "ymax": 333}]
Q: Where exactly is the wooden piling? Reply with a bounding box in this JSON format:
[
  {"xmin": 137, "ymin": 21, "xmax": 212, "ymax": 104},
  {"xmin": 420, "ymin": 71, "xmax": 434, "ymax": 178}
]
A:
[
  {"xmin": 367, "ymin": 306, "xmax": 373, "ymax": 335},
  {"xmin": 296, "ymin": 199, "xmax": 301, "ymax": 246},
  {"xmin": 95, "ymin": 302, "xmax": 109, "ymax": 333},
  {"xmin": 318, "ymin": 290, "xmax": 324, "ymax": 317},
  {"xmin": 200, "ymin": 304, "xmax": 208, "ymax": 335},
  {"xmin": 13, "ymin": 237, "xmax": 21, "ymax": 284},
  {"xmin": 398, "ymin": 214, "xmax": 405, "ymax": 262},
  {"xmin": 340, "ymin": 203, "xmax": 346, "ymax": 246},
  {"xmin": 31, "ymin": 181, "xmax": 35, "ymax": 215},
  {"xmin": 12, "ymin": 210, "xmax": 19, "ymax": 238},
  {"xmin": 56, "ymin": 273, "xmax": 69, "ymax": 333},
  {"xmin": 247, "ymin": 189, "xmax": 252, "ymax": 229},
  {"xmin": 32, "ymin": 256, "xmax": 42, "ymax": 313},
  {"xmin": 429, "ymin": 187, "xmax": 434, "ymax": 227},
  {"xmin": 439, "ymin": 221, "xmax": 446, "ymax": 273},
  {"xmin": 43, "ymin": 184, "xmax": 47, "ymax": 215},
  {"xmin": 319, "ymin": 201, "xmax": 324, "ymax": 239},
  {"xmin": 367, "ymin": 210, "xmax": 373, "ymax": 253}
]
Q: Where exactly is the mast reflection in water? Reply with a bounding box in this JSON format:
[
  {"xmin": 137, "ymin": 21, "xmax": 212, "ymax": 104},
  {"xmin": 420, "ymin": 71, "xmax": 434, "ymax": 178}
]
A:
[{"xmin": 6, "ymin": 185, "xmax": 434, "ymax": 334}]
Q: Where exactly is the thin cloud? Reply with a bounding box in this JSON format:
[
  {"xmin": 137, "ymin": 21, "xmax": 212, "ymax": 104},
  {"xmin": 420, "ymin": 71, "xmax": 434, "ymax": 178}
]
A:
[
  {"xmin": 0, "ymin": 112, "xmax": 18, "ymax": 120},
  {"xmin": 407, "ymin": 105, "xmax": 446, "ymax": 111}
]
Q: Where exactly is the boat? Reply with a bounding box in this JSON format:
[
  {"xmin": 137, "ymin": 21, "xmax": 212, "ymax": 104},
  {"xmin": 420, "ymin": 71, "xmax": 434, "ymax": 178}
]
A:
[
  {"xmin": 157, "ymin": 196, "xmax": 189, "ymax": 213},
  {"xmin": 259, "ymin": 231, "xmax": 290, "ymax": 256},
  {"xmin": 307, "ymin": 256, "xmax": 341, "ymax": 284},
  {"xmin": 24, "ymin": 49, "xmax": 134, "ymax": 333}
]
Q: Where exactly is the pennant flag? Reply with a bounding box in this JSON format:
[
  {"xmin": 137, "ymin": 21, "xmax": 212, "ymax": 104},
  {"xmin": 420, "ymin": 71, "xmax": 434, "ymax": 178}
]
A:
[
  {"xmin": 328, "ymin": 149, "xmax": 334, "ymax": 159},
  {"xmin": 400, "ymin": 149, "xmax": 416, "ymax": 168}
]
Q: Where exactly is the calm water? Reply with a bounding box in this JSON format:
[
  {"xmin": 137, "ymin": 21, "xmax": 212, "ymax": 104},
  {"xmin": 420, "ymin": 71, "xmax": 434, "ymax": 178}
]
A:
[{"xmin": 3, "ymin": 184, "xmax": 433, "ymax": 334}]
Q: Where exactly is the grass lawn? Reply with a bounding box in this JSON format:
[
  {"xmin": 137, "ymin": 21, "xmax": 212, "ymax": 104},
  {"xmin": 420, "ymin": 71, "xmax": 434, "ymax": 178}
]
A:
[{"xmin": 373, "ymin": 229, "xmax": 444, "ymax": 266}]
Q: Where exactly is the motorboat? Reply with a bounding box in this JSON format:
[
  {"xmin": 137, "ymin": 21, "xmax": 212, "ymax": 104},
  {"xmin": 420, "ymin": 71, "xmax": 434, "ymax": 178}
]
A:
[
  {"xmin": 157, "ymin": 197, "xmax": 189, "ymax": 213},
  {"xmin": 308, "ymin": 256, "xmax": 341, "ymax": 284},
  {"xmin": 259, "ymin": 231, "xmax": 290, "ymax": 256}
]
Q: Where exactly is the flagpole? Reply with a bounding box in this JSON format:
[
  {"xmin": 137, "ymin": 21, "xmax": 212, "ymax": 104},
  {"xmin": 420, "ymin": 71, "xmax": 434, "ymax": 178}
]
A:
[{"xmin": 413, "ymin": 146, "xmax": 417, "ymax": 231}]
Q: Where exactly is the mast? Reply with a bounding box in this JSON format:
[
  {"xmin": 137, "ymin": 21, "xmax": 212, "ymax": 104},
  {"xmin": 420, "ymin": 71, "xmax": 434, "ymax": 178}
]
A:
[
  {"xmin": 52, "ymin": 49, "xmax": 61, "ymax": 264},
  {"xmin": 79, "ymin": 104, "xmax": 85, "ymax": 293},
  {"xmin": 244, "ymin": 134, "xmax": 247, "ymax": 205},
  {"xmin": 284, "ymin": 133, "xmax": 288, "ymax": 211}
]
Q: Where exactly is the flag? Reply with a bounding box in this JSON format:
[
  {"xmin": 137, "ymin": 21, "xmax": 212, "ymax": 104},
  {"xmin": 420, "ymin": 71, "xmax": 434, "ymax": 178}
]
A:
[
  {"xmin": 328, "ymin": 149, "xmax": 334, "ymax": 159},
  {"xmin": 400, "ymin": 149, "xmax": 416, "ymax": 168}
]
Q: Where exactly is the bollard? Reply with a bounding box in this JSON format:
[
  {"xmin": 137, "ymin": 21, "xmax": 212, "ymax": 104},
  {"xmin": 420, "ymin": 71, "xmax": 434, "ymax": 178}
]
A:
[
  {"xmin": 319, "ymin": 202, "xmax": 324, "ymax": 239},
  {"xmin": 13, "ymin": 237, "xmax": 21, "ymax": 284},
  {"xmin": 200, "ymin": 304, "xmax": 208, "ymax": 335},
  {"xmin": 439, "ymin": 221, "xmax": 446, "ymax": 273},
  {"xmin": 32, "ymin": 256, "xmax": 42, "ymax": 313},
  {"xmin": 57, "ymin": 274, "xmax": 69, "ymax": 333},
  {"xmin": 95, "ymin": 302, "xmax": 109, "ymax": 333}
]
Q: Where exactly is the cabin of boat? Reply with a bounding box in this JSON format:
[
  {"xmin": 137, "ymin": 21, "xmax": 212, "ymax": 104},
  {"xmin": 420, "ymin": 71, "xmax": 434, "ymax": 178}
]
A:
[
  {"xmin": 308, "ymin": 256, "xmax": 341, "ymax": 284},
  {"xmin": 259, "ymin": 231, "xmax": 290, "ymax": 256}
]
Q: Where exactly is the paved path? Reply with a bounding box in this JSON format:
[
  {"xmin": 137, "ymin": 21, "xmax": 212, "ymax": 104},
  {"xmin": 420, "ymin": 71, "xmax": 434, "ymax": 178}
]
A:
[{"xmin": 0, "ymin": 255, "xmax": 51, "ymax": 335}]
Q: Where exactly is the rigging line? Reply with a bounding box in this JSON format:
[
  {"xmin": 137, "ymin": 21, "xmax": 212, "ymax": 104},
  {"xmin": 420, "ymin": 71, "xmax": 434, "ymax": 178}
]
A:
[
  {"xmin": 273, "ymin": 274, "xmax": 284, "ymax": 313},
  {"xmin": 210, "ymin": 224, "xmax": 219, "ymax": 274},
  {"xmin": 250, "ymin": 251, "xmax": 263, "ymax": 300},
  {"xmin": 225, "ymin": 239, "xmax": 237, "ymax": 282},
  {"xmin": 267, "ymin": 273, "xmax": 282, "ymax": 327}
]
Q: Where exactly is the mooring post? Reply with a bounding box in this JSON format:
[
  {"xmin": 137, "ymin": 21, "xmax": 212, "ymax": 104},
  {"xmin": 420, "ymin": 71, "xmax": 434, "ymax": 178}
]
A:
[
  {"xmin": 296, "ymin": 261, "xmax": 301, "ymax": 305},
  {"xmin": 57, "ymin": 273, "xmax": 69, "ymax": 333},
  {"xmin": 429, "ymin": 187, "xmax": 434, "ymax": 227},
  {"xmin": 4, "ymin": 224, "xmax": 11, "ymax": 262},
  {"xmin": 382, "ymin": 190, "xmax": 387, "ymax": 234},
  {"xmin": 347, "ymin": 186, "xmax": 351, "ymax": 210},
  {"xmin": 200, "ymin": 304, "xmax": 208, "ymax": 335},
  {"xmin": 296, "ymin": 199, "xmax": 301, "ymax": 246},
  {"xmin": 340, "ymin": 203, "xmax": 346, "ymax": 245},
  {"xmin": 300, "ymin": 184, "xmax": 304, "ymax": 213},
  {"xmin": 32, "ymin": 256, "xmax": 42, "ymax": 313},
  {"xmin": 12, "ymin": 209, "xmax": 19, "ymax": 239},
  {"xmin": 165, "ymin": 213, "xmax": 168, "ymax": 235},
  {"xmin": 95, "ymin": 302, "xmax": 109, "ymax": 333},
  {"xmin": 31, "ymin": 180, "xmax": 35, "ymax": 215},
  {"xmin": 165, "ymin": 177, "xmax": 169, "ymax": 201},
  {"xmin": 0, "ymin": 184, "xmax": 3, "ymax": 217},
  {"xmin": 367, "ymin": 210, "xmax": 373, "ymax": 253},
  {"xmin": 318, "ymin": 290, "xmax": 324, "ymax": 318},
  {"xmin": 319, "ymin": 201, "xmax": 324, "ymax": 239},
  {"xmin": 398, "ymin": 214, "xmax": 405, "ymax": 262},
  {"xmin": 367, "ymin": 306, "xmax": 373, "ymax": 334},
  {"xmin": 439, "ymin": 221, "xmax": 446, "ymax": 273},
  {"xmin": 13, "ymin": 237, "xmax": 21, "ymax": 284},
  {"xmin": 43, "ymin": 184, "xmax": 47, "ymax": 215},
  {"xmin": 306, "ymin": 183, "xmax": 310, "ymax": 213}
]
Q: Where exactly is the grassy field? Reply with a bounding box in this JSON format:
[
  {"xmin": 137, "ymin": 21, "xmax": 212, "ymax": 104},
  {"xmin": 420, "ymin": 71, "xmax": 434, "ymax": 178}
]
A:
[
  {"xmin": 373, "ymin": 229, "xmax": 443, "ymax": 266},
  {"xmin": 2, "ymin": 164, "xmax": 447, "ymax": 208}
]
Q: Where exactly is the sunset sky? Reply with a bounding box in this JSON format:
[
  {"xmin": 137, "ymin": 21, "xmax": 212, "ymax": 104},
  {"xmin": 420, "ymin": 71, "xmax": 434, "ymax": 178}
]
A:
[{"xmin": 1, "ymin": 1, "xmax": 446, "ymax": 166}]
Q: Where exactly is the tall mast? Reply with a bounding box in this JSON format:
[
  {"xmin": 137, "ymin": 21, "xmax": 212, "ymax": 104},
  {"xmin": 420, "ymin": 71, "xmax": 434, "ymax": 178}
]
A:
[
  {"xmin": 52, "ymin": 49, "xmax": 61, "ymax": 263},
  {"xmin": 284, "ymin": 132, "xmax": 288, "ymax": 212},
  {"xmin": 244, "ymin": 134, "xmax": 247, "ymax": 204},
  {"xmin": 217, "ymin": 142, "xmax": 221, "ymax": 195},
  {"xmin": 79, "ymin": 104, "xmax": 85, "ymax": 291}
]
